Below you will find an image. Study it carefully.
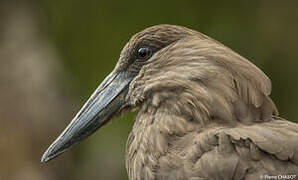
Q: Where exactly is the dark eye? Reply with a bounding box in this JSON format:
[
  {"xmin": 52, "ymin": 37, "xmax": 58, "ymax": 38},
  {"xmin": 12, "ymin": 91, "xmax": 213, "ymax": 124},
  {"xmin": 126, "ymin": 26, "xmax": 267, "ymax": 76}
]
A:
[{"xmin": 137, "ymin": 47, "xmax": 152, "ymax": 61}]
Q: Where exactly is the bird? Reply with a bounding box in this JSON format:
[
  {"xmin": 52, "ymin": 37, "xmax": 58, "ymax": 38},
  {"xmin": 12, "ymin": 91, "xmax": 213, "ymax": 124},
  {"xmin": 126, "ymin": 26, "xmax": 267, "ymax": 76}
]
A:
[{"xmin": 41, "ymin": 24, "xmax": 298, "ymax": 180}]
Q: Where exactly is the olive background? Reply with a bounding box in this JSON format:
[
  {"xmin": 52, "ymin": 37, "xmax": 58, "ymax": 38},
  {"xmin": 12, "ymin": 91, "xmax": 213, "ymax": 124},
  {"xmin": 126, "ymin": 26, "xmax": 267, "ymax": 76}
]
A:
[{"xmin": 0, "ymin": 0, "xmax": 297, "ymax": 179}]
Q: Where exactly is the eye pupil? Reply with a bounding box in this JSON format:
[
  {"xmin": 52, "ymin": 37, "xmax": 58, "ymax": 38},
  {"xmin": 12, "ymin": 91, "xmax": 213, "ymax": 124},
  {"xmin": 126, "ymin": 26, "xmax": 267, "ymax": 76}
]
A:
[
  {"xmin": 137, "ymin": 47, "xmax": 152, "ymax": 60},
  {"xmin": 139, "ymin": 49, "xmax": 147, "ymax": 57}
]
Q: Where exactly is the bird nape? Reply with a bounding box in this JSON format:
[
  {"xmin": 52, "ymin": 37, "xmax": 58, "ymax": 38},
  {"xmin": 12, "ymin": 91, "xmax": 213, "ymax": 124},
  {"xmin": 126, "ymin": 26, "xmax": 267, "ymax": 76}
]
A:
[{"xmin": 42, "ymin": 25, "xmax": 298, "ymax": 180}]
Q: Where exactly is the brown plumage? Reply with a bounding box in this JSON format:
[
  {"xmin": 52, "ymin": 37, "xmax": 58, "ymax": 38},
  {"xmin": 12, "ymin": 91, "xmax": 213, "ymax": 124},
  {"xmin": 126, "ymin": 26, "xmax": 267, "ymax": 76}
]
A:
[{"xmin": 42, "ymin": 25, "xmax": 298, "ymax": 180}]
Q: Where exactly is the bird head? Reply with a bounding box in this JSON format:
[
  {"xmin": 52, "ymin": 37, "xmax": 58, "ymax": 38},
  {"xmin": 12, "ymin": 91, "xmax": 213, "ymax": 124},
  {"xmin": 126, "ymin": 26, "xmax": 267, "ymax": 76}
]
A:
[{"xmin": 41, "ymin": 24, "xmax": 276, "ymax": 162}]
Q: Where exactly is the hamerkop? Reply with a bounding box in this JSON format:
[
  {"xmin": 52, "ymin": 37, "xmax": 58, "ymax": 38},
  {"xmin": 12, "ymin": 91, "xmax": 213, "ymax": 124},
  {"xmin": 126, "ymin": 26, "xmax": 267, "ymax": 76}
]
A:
[{"xmin": 42, "ymin": 25, "xmax": 298, "ymax": 179}]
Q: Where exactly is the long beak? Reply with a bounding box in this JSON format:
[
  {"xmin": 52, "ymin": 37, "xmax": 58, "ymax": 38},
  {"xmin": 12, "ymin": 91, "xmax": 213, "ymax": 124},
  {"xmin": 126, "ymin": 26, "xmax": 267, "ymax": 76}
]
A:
[{"xmin": 41, "ymin": 70, "xmax": 133, "ymax": 162}]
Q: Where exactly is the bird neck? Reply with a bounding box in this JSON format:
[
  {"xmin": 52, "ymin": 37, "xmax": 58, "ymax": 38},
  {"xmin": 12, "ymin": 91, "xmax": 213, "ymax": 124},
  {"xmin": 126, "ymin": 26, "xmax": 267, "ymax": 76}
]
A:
[
  {"xmin": 125, "ymin": 93, "xmax": 207, "ymax": 180},
  {"xmin": 126, "ymin": 78, "xmax": 278, "ymax": 179}
]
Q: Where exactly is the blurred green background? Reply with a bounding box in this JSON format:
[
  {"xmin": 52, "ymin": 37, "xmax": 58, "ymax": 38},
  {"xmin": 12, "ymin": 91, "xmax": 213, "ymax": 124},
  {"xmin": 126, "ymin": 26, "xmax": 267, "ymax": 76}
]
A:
[{"xmin": 0, "ymin": 0, "xmax": 297, "ymax": 179}]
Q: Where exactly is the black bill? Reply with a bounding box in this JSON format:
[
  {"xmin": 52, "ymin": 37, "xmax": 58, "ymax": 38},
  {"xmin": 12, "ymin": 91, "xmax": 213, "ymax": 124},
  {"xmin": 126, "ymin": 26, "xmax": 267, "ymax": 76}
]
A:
[{"xmin": 41, "ymin": 70, "xmax": 133, "ymax": 162}]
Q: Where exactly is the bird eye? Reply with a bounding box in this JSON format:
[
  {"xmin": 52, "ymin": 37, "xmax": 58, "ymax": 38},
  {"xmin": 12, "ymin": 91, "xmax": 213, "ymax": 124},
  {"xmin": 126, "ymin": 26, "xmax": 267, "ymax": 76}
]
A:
[{"xmin": 137, "ymin": 47, "xmax": 152, "ymax": 61}]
